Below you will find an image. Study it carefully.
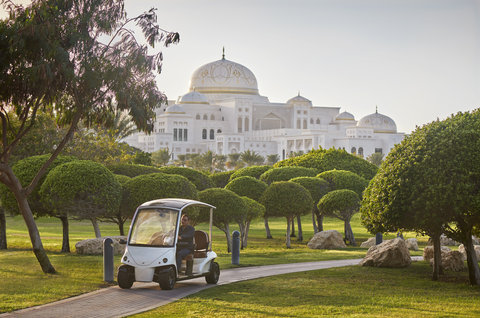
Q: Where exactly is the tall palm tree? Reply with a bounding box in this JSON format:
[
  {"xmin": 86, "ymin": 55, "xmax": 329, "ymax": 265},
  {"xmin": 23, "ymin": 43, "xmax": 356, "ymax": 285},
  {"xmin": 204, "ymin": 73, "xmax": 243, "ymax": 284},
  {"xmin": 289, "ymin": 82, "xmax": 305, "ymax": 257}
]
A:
[{"xmin": 240, "ymin": 150, "xmax": 264, "ymax": 166}]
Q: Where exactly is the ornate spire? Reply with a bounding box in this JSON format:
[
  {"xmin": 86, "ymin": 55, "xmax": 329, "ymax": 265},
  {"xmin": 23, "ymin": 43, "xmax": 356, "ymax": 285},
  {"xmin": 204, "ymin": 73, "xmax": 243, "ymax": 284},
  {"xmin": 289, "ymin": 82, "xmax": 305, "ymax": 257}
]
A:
[
  {"xmin": 376, "ymin": 105, "xmax": 378, "ymax": 114},
  {"xmin": 222, "ymin": 47, "xmax": 225, "ymax": 60}
]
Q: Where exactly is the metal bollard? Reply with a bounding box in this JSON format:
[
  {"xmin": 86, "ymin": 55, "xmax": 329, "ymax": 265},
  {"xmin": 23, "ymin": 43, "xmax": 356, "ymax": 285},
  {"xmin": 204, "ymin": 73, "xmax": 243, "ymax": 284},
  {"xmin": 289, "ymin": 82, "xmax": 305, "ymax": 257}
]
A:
[
  {"xmin": 375, "ymin": 233, "xmax": 383, "ymax": 245},
  {"xmin": 103, "ymin": 238, "xmax": 114, "ymax": 283},
  {"xmin": 232, "ymin": 231, "xmax": 240, "ymax": 265}
]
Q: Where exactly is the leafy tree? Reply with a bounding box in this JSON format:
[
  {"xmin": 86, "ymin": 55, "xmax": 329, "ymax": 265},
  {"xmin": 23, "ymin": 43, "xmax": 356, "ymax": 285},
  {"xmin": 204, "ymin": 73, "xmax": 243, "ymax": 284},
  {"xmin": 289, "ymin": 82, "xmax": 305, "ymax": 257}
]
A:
[
  {"xmin": 0, "ymin": 0, "xmax": 178, "ymax": 273},
  {"xmin": 229, "ymin": 165, "xmax": 271, "ymax": 181},
  {"xmin": 40, "ymin": 160, "xmax": 122, "ymax": 238},
  {"xmin": 290, "ymin": 176, "xmax": 330, "ymax": 233},
  {"xmin": 240, "ymin": 150, "xmax": 264, "ymax": 166},
  {"xmin": 239, "ymin": 196, "xmax": 264, "ymax": 248},
  {"xmin": 213, "ymin": 154, "xmax": 227, "ymax": 171},
  {"xmin": 106, "ymin": 163, "xmax": 161, "ymax": 178},
  {"xmin": 366, "ymin": 152, "xmax": 384, "ymax": 167},
  {"xmin": 260, "ymin": 166, "xmax": 319, "ymax": 185},
  {"xmin": 198, "ymin": 188, "xmax": 247, "ymax": 252},
  {"xmin": 275, "ymin": 148, "xmax": 378, "ymax": 180},
  {"xmin": 122, "ymin": 173, "xmax": 198, "ymax": 218},
  {"xmin": 318, "ymin": 189, "xmax": 360, "ymax": 245},
  {"xmin": 175, "ymin": 154, "xmax": 187, "ymax": 167},
  {"xmin": 0, "ymin": 155, "xmax": 77, "ymax": 252},
  {"xmin": 133, "ymin": 151, "xmax": 152, "ymax": 166},
  {"xmin": 103, "ymin": 174, "xmax": 131, "ymax": 235},
  {"xmin": 225, "ymin": 176, "xmax": 268, "ymax": 202},
  {"xmin": 209, "ymin": 170, "xmax": 235, "ymax": 188},
  {"xmin": 266, "ymin": 154, "xmax": 280, "ymax": 166},
  {"xmin": 317, "ymin": 169, "xmax": 368, "ymax": 197},
  {"xmin": 158, "ymin": 166, "xmax": 214, "ymax": 191},
  {"xmin": 361, "ymin": 110, "xmax": 480, "ymax": 284},
  {"xmin": 151, "ymin": 148, "xmax": 171, "ymax": 166},
  {"xmin": 226, "ymin": 153, "xmax": 243, "ymax": 170},
  {"xmin": 261, "ymin": 181, "xmax": 313, "ymax": 248}
]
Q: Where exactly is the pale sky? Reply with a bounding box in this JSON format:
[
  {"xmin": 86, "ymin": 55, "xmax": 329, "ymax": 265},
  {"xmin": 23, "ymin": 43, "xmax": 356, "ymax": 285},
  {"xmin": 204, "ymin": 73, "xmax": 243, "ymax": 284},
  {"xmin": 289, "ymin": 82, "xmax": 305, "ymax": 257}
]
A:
[{"xmin": 2, "ymin": 0, "xmax": 479, "ymax": 133}]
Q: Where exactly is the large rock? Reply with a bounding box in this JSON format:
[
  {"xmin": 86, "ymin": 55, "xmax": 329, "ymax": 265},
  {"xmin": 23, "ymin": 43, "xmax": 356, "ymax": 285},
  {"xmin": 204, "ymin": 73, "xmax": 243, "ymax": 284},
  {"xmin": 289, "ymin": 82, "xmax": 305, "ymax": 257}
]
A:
[
  {"xmin": 75, "ymin": 236, "xmax": 127, "ymax": 255},
  {"xmin": 423, "ymin": 245, "xmax": 451, "ymax": 262},
  {"xmin": 458, "ymin": 244, "xmax": 480, "ymax": 261},
  {"xmin": 360, "ymin": 237, "xmax": 376, "ymax": 248},
  {"xmin": 360, "ymin": 238, "xmax": 411, "ymax": 268},
  {"xmin": 405, "ymin": 238, "xmax": 419, "ymax": 251},
  {"xmin": 307, "ymin": 230, "xmax": 347, "ymax": 249},
  {"xmin": 438, "ymin": 251, "xmax": 464, "ymax": 272}
]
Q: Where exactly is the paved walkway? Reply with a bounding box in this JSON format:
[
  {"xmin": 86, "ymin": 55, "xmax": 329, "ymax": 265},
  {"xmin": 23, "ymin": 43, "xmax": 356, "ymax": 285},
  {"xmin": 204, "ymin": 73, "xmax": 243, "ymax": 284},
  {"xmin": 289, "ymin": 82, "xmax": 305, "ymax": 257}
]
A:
[{"xmin": 0, "ymin": 259, "xmax": 365, "ymax": 318}]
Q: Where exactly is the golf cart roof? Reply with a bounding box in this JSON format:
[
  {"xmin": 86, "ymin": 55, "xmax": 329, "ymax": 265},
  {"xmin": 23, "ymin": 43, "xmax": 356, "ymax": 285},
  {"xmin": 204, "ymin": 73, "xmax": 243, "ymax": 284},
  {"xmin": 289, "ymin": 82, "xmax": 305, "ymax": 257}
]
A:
[{"xmin": 138, "ymin": 198, "xmax": 216, "ymax": 210}]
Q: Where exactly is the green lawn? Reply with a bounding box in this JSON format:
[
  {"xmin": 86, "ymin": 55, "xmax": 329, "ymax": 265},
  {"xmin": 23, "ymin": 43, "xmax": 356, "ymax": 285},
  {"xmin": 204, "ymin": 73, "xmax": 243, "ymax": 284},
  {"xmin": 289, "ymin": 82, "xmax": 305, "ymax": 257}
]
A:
[{"xmin": 0, "ymin": 213, "xmax": 447, "ymax": 314}]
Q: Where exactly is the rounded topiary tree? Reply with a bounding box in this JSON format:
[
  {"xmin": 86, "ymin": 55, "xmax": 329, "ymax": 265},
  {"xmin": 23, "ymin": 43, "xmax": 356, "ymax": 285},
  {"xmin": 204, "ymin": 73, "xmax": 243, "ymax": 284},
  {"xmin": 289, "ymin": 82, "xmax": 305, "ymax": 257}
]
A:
[
  {"xmin": 102, "ymin": 174, "xmax": 132, "ymax": 235},
  {"xmin": 198, "ymin": 188, "xmax": 247, "ymax": 252},
  {"xmin": 261, "ymin": 181, "xmax": 313, "ymax": 248},
  {"xmin": 225, "ymin": 176, "xmax": 267, "ymax": 202},
  {"xmin": 318, "ymin": 189, "xmax": 360, "ymax": 246},
  {"xmin": 122, "ymin": 173, "xmax": 198, "ymax": 220},
  {"xmin": 229, "ymin": 165, "xmax": 272, "ymax": 181},
  {"xmin": 240, "ymin": 196, "xmax": 265, "ymax": 249},
  {"xmin": 106, "ymin": 163, "xmax": 162, "ymax": 178},
  {"xmin": 40, "ymin": 160, "xmax": 122, "ymax": 239},
  {"xmin": 209, "ymin": 170, "xmax": 235, "ymax": 188},
  {"xmin": 0, "ymin": 154, "xmax": 77, "ymax": 252},
  {"xmin": 290, "ymin": 176, "xmax": 330, "ymax": 233},
  {"xmin": 275, "ymin": 148, "xmax": 378, "ymax": 180},
  {"xmin": 158, "ymin": 166, "xmax": 214, "ymax": 191},
  {"xmin": 317, "ymin": 169, "xmax": 368, "ymax": 197}
]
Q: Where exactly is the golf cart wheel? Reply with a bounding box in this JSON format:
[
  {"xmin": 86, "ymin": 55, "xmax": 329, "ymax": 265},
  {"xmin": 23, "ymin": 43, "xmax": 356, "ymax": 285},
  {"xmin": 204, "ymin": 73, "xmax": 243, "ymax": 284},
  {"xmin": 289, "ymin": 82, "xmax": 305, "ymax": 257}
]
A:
[
  {"xmin": 205, "ymin": 261, "xmax": 220, "ymax": 284},
  {"xmin": 159, "ymin": 267, "xmax": 176, "ymax": 290},
  {"xmin": 117, "ymin": 265, "xmax": 134, "ymax": 289}
]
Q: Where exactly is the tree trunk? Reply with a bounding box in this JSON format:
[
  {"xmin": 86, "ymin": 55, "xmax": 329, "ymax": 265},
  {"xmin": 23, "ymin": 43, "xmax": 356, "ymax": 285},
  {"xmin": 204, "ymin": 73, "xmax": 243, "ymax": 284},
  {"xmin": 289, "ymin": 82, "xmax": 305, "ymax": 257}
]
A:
[
  {"xmin": 243, "ymin": 220, "xmax": 251, "ymax": 248},
  {"xmin": 316, "ymin": 212, "xmax": 324, "ymax": 232},
  {"xmin": 224, "ymin": 223, "xmax": 232, "ymax": 253},
  {"xmin": 238, "ymin": 222, "xmax": 246, "ymax": 250},
  {"xmin": 312, "ymin": 210, "xmax": 318, "ymax": 234},
  {"xmin": 264, "ymin": 217, "xmax": 272, "ymax": 239},
  {"xmin": 285, "ymin": 217, "xmax": 291, "ymax": 248},
  {"xmin": 16, "ymin": 191, "xmax": 56, "ymax": 273},
  {"xmin": 91, "ymin": 218, "xmax": 101, "ymax": 238},
  {"xmin": 432, "ymin": 233, "xmax": 442, "ymax": 281},
  {"xmin": 0, "ymin": 207, "xmax": 6, "ymax": 249},
  {"xmin": 464, "ymin": 232, "xmax": 480, "ymax": 285},
  {"xmin": 344, "ymin": 219, "xmax": 355, "ymax": 246},
  {"xmin": 290, "ymin": 217, "xmax": 296, "ymax": 237},
  {"xmin": 59, "ymin": 215, "xmax": 70, "ymax": 253},
  {"xmin": 118, "ymin": 218, "xmax": 125, "ymax": 236},
  {"xmin": 296, "ymin": 215, "xmax": 303, "ymax": 242}
]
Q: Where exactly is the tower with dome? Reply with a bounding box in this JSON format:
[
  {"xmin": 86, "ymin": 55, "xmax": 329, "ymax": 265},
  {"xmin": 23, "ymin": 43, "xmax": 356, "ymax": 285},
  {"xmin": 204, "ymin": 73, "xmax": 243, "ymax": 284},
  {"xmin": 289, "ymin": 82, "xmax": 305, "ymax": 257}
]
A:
[{"xmin": 123, "ymin": 53, "xmax": 404, "ymax": 161}]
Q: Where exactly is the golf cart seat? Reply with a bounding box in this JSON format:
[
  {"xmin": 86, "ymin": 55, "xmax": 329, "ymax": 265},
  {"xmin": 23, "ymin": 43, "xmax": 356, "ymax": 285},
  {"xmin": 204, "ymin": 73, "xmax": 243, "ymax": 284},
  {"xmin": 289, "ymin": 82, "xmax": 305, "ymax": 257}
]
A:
[{"xmin": 194, "ymin": 230, "xmax": 209, "ymax": 258}]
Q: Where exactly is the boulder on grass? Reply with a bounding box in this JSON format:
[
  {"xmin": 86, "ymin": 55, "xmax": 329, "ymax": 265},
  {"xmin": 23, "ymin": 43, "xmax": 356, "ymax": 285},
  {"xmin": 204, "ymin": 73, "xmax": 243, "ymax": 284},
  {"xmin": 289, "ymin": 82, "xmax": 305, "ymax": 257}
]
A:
[
  {"xmin": 458, "ymin": 244, "xmax": 480, "ymax": 261},
  {"xmin": 360, "ymin": 237, "xmax": 376, "ymax": 248},
  {"xmin": 307, "ymin": 230, "xmax": 346, "ymax": 249},
  {"xmin": 360, "ymin": 238, "xmax": 411, "ymax": 268},
  {"xmin": 432, "ymin": 251, "xmax": 464, "ymax": 272},
  {"xmin": 75, "ymin": 236, "xmax": 127, "ymax": 255},
  {"xmin": 405, "ymin": 238, "xmax": 419, "ymax": 251},
  {"xmin": 423, "ymin": 245, "xmax": 451, "ymax": 262}
]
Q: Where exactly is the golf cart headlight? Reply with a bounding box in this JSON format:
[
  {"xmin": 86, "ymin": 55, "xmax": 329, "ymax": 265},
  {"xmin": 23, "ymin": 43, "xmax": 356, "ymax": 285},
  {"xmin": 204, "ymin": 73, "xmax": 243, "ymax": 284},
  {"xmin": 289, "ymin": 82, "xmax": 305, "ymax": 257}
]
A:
[
  {"xmin": 123, "ymin": 256, "xmax": 128, "ymax": 261},
  {"xmin": 163, "ymin": 258, "xmax": 168, "ymax": 263}
]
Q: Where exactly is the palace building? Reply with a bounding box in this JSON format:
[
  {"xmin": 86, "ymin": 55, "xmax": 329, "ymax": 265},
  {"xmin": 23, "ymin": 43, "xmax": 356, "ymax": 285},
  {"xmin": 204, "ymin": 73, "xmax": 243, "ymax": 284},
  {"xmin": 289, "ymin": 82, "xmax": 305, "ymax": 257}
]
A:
[{"xmin": 123, "ymin": 53, "xmax": 404, "ymax": 160}]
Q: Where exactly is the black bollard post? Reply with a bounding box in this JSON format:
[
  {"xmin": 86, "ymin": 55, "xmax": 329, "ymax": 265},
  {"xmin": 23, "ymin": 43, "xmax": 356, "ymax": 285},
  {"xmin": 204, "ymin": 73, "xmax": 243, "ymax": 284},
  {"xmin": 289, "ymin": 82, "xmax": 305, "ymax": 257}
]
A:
[
  {"xmin": 375, "ymin": 233, "xmax": 383, "ymax": 245},
  {"xmin": 232, "ymin": 231, "xmax": 240, "ymax": 265},
  {"xmin": 103, "ymin": 238, "xmax": 114, "ymax": 283}
]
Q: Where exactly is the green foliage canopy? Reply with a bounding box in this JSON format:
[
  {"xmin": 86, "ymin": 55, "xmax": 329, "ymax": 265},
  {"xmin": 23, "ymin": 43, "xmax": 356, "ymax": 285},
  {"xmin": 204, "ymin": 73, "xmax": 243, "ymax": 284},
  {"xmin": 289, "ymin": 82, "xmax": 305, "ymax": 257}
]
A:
[
  {"xmin": 158, "ymin": 166, "xmax": 214, "ymax": 191},
  {"xmin": 261, "ymin": 181, "xmax": 313, "ymax": 219},
  {"xmin": 225, "ymin": 176, "xmax": 268, "ymax": 202},
  {"xmin": 318, "ymin": 189, "xmax": 360, "ymax": 221},
  {"xmin": 106, "ymin": 163, "xmax": 162, "ymax": 178},
  {"xmin": 317, "ymin": 170, "xmax": 368, "ymax": 197},
  {"xmin": 229, "ymin": 165, "xmax": 272, "ymax": 181},
  {"xmin": 209, "ymin": 171, "xmax": 235, "ymax": 188},
  {"xmin": 259, "ymin": 167, "xmax": 319, "ymax": 185}
]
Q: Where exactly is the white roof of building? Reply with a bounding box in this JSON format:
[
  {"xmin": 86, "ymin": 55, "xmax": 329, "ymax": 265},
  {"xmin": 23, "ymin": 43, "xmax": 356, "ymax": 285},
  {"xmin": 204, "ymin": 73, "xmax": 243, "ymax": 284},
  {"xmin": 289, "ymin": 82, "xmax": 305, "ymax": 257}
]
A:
[
  {"xmin": 357, "ymin": 110, "xmax": 397, "ymax": 133},
  {"xmin": 178, "ymin": 91, "xmax": 210, "ymax": 105}
]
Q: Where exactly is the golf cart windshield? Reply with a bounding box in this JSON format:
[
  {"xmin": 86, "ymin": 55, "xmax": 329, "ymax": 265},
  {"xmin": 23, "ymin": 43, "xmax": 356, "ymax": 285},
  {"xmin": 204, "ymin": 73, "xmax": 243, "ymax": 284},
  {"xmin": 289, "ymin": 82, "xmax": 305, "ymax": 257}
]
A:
[{"xmin": 129, "ymin": 208, "xmax": 178, "ymax": 247}]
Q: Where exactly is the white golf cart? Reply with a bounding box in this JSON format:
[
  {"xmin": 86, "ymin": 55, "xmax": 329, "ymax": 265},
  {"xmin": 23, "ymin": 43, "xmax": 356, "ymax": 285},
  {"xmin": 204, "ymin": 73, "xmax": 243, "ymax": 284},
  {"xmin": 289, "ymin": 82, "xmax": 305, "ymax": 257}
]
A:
[{"xmin": 117, "ymin": 198, "xmax": 220, "ymax": 290}]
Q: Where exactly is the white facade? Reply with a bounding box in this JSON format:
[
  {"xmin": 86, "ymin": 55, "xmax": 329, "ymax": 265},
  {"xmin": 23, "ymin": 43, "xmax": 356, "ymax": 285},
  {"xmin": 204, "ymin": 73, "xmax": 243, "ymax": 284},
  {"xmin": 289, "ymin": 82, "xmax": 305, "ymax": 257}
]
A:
[{"xmin": 123, "ymin": 55, "xmax": 404, "ymax": 160}]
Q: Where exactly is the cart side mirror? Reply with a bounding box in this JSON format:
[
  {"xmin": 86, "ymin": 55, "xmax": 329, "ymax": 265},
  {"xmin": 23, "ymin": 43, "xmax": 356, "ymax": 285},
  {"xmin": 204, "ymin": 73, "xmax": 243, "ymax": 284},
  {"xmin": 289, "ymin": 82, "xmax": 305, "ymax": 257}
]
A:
[{"xmin": 119, "ymin": 239, "xmax": 127, "ymax": 244}]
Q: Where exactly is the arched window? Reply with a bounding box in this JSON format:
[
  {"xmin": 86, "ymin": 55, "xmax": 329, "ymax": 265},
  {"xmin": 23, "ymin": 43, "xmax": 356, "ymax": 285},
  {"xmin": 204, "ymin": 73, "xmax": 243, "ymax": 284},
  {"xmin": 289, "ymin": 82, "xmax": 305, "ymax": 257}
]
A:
[
  {"xmin": 316, "ymin": 118, "xmax": 320, "ymax": 124},
  {"xmin": 351, "ymin": 147, "xmax": 356, "ymax": 154},
  {"xmin": 217, "ymin": 129, "xmax": 222, "ymax": 133},
  {"xmin": 238, "ymin": 117, "xmax": 243, "ymax": 133},
  {"xmin": 303, "ymin": 119, "xmax": 307, "ymax": 129},
  {"xmin": 358, "ymin": 147, "xmax": 364, "ymax": 156},
  {"xmin": 210, "ymin": 129, "xmax": 214, "ymax": 140},
  {"xmin": 244, "ymin": 117, "xmax": 249, "ymax": 132},
  {"xmin": 310, "ymin": 118, "xmax": 314, "ymax": 124},
  {"xmin": 196, "ymin": 114, "xmax": 200, "ymax": 120},
  {"xmin": 210, "ymin": 114, "xmax": 215, "ymax": 120},
  {"xmin": 202, "ymin": 129, "xmax": 207, "ymax": 139},
  {"xmin": 203, "ymin": 114, "xmax": 208, "ymax": 120},
  {"xmin": 296, "ymin": 119, "xmax": 301, "ymax": 129}
]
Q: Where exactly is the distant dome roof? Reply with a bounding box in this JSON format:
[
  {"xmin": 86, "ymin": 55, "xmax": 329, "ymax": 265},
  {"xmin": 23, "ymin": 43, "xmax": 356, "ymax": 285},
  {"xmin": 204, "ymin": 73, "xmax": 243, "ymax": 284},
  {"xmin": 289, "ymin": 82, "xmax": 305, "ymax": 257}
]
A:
[
  {"xmin": 287, "ymin": 94, "xmax": 312, "ymax": 106},
  {"xmin": 165, "ymin": 104, "xmax": 185, "ymax": 114},
  {"xmin": 178, "ymin": 91, "xmax": 209, "ymax": 105},
  {"xmin": 335, "ymin": 111, "xmax": 355, "ymax": 121},
  {"xmin": 189, "ymin": 57, "xmax": 259, "ymax": 95},
  {"xmin": 357, "ymin": 110, "xmax": 397, "ymax": 133}
]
